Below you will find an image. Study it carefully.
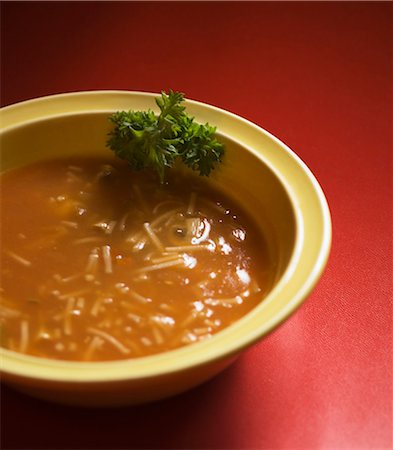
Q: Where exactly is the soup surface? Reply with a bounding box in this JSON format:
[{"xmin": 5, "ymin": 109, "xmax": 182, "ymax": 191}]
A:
[{"xmin": 0, "ymin": 158, "xmax": 272, "ymax": 361}]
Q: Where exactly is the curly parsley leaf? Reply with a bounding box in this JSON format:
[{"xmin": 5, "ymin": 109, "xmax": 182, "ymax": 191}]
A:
[{"xmin": 106, "ymin": 90, "xmax": 224, "ymax": 182}]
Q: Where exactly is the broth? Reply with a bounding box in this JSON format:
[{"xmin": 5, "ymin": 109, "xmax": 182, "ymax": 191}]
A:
[{"xmin": 0, "ymin": 158, "xmax": 272, "ymax": 361}]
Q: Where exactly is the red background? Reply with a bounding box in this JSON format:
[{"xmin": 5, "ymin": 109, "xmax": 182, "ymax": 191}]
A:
[{"xmin": 1, "ymin": 2, "xmax": 392, "ymax": 449}]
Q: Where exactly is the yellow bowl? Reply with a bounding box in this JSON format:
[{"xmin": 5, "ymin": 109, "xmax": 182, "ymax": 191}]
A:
[{"xmin": 0, "ymin": 91, "xmax": 331, "ymax": 406}]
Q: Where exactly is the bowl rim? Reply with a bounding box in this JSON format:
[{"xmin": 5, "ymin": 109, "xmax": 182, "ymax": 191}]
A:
[{"xmin": 0, "ymin": 91, "xmax": 332, "ymax": 382}]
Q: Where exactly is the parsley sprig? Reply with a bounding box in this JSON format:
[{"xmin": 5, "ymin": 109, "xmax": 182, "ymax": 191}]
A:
[{"xmin": 107, "ymin": 91, "xmax": 225, "ymax": 182}]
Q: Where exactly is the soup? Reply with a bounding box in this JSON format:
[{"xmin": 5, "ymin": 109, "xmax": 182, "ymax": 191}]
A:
[{"xmin": 0, "ymin": 158, "xmax": 272, "ymax": 361}]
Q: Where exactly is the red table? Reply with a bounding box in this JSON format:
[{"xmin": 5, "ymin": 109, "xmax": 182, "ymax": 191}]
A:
[{"xmin": 1, "ymin": 2, "xmax": 391, "ymax": 449}]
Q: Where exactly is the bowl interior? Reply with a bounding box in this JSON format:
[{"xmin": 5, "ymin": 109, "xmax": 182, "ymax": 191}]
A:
[{"xmin": 0, "ymin": 92, "xmax": 330, "ymax": 387}]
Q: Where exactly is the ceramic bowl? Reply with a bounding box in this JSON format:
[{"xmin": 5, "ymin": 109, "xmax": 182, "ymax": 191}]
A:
[{"xmin": 0, "ymin": 91, "xmax": 331, "ymax": 406}]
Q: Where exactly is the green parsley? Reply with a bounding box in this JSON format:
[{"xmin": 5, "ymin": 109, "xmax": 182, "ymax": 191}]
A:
[{"xmin": 106, "ymin": 90, "xmax": 225, "ymax": 182}]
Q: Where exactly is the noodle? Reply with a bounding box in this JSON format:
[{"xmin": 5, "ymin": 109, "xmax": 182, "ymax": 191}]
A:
[
  {"xmin": 19, "ymin": 320, "xmax": 29, "ymax": 353},
  {"xmin": 64, "ymin": 297, "xmax": 76, "ymax": 336},
  {"xmin": 140, "ymin": 337, "xmax": 153, "ymax": 346},
  {"xmin": 88, "ymin": 327, "xmax": 130, "ymax": 354},
  {"xmin": 129, "ymin": 289, "xmax": 152, "ymax": 304},
  {"xmin": 6, "ymin": 251, "xmax": 32, "ymax": 267},
  {"xmin": 102, "ymin": 245, "xmax": 113, "ymax": 274},
  {"xmin": 151, "ymin": 254, "xmax": 182, "ymax": 264},
  {"xmin": 0, "ymin": 306, "xmax": 22, "ymax": 319},
  {"xmin": 85, "ymin": 248, "xmax": 99, "ymax": 273},
  {"xmin": 143, "ymin": 222, "xmax": 164, "ymax": 252},
  {"xmin": 61, "ymin": 220, "xmax": 78, "ymax": 229},
  {"xmin": 73, "ymin": 237, "xmax": 103, "ymax": 246},
  {"xmin": 84, "ymin": 336, "xmax": 104, "ymax": 360},
  {"xmin": 152, "ymin": 326, "xmax": 164, "ymax": 345},
  {"xmin": 67, "ymin": 165, "xmax": 83, "ymax": 172},
  {"xmin": 53, "ymin": 273, "xmax": 81, "ymax": 283},
  {"xmin": 165, "ymin": 244, "xmax": 212, "ymax": 253},
  {"xmin": 90, "ymin": 298, "xmax": 102, "ymax": 317},
  {"xmin": 150, "ymin": 208, "xmax": 182, "ymax": 228},
  {"xmin": 118, "ymin": 212, "xmax": 130, "ymax": 231},
  {"xmin": 134, "ymin": 258, "xmax": 185, "ymax": 274}
]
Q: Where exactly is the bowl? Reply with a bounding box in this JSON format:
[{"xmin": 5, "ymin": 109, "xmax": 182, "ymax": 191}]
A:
[{"xmin": 0, "ymin": 91, "xmax": 331, "ymax": 406}]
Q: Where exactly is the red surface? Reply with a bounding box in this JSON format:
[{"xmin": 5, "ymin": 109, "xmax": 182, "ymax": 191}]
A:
[{"xmin": 1, "ymin": 2, "xmax": 392, "ymax": 449}]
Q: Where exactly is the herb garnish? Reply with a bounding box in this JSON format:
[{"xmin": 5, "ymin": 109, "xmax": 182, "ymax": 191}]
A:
[{"xmin": 107, "ymin": 91, "xmax": 224, "ymax": 182}]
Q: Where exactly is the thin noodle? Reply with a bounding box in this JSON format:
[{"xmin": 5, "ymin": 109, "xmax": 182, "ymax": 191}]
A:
[
  {"xmin": 67, "ymin": 165, "xmax": 83, "ymax": 172},
  {"xmin": 180, "ymin": 312, "xmax": 198, "ymax": 328},
  {"xmin": 181, "ymin": 332, "xmax": 197, "ymax": 345},
  {"xmin": 122, "ymin": 309, "xmax": 142, "ymax": 322},
  {"xmin": 61, "ymin": 220, "xmax": 78, "ymax": 229},
  {"xmin": 86, "ymin": 249, "xmax": 99, "ymax": 273},
  {"xmin": 64, "ymin": 297, "xmax": 76, "ymax": 336},
  {"xmin": 88, "ymin": 327, "xmax": 130, "ymax": 354},
  {"xmin": 134, "ymin": 258, "xmax": 185, "ymax": 274},
  {"xmin": 90, "ymin": 298, "xmax": 102, "ymax": 317},
  {"xmin": 204, "ymin": 296, "xmax": 243, "ymax": 307},
  {"xmin": 150, "ymin": 208, "xmax": 182, "ymax": 228},
  {"xmin": 159, "ymin": 303, "xmax": 176, "ymax": 313},
  {"xmin": 59, "ymin": 289, "xmax": 89, "ymax": 300},
  {"xmin": 53, "ymin": 273, "xmax": 81, "ymax": 283},
  {"xmin": 19, "ymin": 320, "xmax": 29, "ymax": 353},
  {"xmin": 152, "ymin": 326, "xmax": 164, "ymax": 345},
  {"xmin": 68, "ymin": 165, "xmax": 83, "ymax": 172},
  {"xmin": 66, "ymin": 171, "xmax": 81, "ymax": 182},
  {"xmin": 129, "ymin": 289, "xmax": 151, "ymax": 304},
  {"xmin": 193, "ymin": 327, "xmax": 211, "ymax": 335},
  {"xmin": 250, "ymin": 280, "xmax": 262, "ymax": 294},
  {"xmin": 204, "ymin": 319, "xmax": 220, "ymax": 328},
  {"xmin": 118, "ymin": 212, "xmax": 130, "ymax": 231},
  {"xmin": 151, "ymin": 314, "xmax": 175, "ymax": 330},
  {"xmin": 102, "ymin": 245, "xmax": 113, "ymax": 274},
  {"xmin": 73, "ymin": 237, "xmax": 103, "ymax": 246},
  {"xmin": 151, "ymin": 254, "xmax": 182, "ymax": 264},
  {"xmin": 0, "ymin": 306, "xmax": 22, "ymax": 319},
  {"xmin": 6, "ymin": 251, "xmax": 32, "ymax": 267},
  {"xmin": 143, "ymin": 222, "xmax": 164, "ymax": 252},
  {"xmin": 115, "ymin": 282, "xmax": 129, "ymax": 294},
  {"xmin": 141, "ymin": 337, "xmax": 152, "ymax": 346},
  {"xmin": 165, "ymin": 244, "xmax": 212, "ymax": 253},
  {"xmin": 76, "ymin": 297, "xmax": 85, "ymax": 309},
  {"xmin": 84, "ymin": 336, "xmax": 104, "ymax": 360}
]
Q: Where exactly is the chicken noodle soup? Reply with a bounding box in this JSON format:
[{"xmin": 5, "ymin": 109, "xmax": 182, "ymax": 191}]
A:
[{"xmin": 0, "ymin": 158, "xmax": 272, "ymax": 361}]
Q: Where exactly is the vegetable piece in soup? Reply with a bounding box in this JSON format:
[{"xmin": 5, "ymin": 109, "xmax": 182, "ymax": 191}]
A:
[{"xmin": 0, "ymin": 158, "xmax": 272, "ymax": 361}]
